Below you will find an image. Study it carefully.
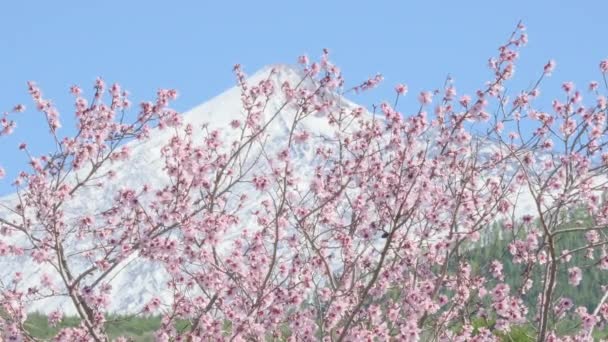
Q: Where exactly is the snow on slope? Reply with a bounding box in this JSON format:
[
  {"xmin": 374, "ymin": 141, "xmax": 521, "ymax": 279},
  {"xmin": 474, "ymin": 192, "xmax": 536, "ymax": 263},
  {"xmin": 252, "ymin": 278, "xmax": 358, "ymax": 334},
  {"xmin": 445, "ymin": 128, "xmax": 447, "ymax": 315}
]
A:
[
  {"xmin": 0, "ymin": 64, "xmax": 364, "ymax": 314},
  {"xmin": 0, "ymin": 64, "xmax": 541, "ymax": 315}
]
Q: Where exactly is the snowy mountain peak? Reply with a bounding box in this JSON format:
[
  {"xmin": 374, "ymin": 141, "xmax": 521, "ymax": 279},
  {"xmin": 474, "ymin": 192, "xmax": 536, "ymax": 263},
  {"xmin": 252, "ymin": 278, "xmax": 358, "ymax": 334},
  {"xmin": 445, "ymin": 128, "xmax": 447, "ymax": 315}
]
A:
[
  {"xmin": 250, "ymin": 63, "xmax": 305, "ymax": 82},
  {"xmin": 0, "ymin": 64, "xmax": 349, "ymax": 314},
  {"xmin": 0, "ymin": 62, "xmax": 541, "ymax": 315},
  {"xmin": 180, "ymin": 64, "xmax": 306, "ymax": 127},
  {"xmin": 178, "ymin": 63, "xmax": 351, "ymax": 139}
]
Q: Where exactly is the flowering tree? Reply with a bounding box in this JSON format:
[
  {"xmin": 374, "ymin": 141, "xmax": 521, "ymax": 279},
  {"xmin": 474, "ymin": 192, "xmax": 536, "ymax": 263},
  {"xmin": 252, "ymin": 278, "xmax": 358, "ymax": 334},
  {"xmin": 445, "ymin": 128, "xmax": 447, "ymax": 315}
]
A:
[{"xmin": 2, "ymin": 23, "xmax": 608, "ymax": 341}]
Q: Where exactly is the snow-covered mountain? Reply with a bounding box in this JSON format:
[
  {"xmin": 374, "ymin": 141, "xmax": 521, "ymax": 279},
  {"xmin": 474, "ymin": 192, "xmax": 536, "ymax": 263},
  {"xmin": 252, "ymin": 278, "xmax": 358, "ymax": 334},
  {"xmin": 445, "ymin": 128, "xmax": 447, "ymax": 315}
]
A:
[
  {"xmin": 0, "ymin": 65, "xmax": 365, "ymax": 314},
  {"xmin": 0, "ymin": 64, "xmax": 541, "ymax": 315}
]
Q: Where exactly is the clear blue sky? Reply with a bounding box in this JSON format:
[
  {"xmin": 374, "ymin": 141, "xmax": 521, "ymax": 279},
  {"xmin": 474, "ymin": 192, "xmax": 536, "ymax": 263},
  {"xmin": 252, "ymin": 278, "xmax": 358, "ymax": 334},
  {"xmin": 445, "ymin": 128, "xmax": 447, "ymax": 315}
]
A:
[{"xmin": 1, "ymin": 1, "xmax": 607, "ymax": 195}]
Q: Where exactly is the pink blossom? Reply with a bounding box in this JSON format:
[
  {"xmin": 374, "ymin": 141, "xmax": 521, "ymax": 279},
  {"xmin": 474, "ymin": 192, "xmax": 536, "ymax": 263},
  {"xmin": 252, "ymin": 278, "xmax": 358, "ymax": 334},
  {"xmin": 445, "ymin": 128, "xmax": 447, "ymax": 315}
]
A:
[
  {"xmin": 360, "ymin": 74, "xmax": 383, "ymax": 91},
  {"xmin": 598, "ymin": 95, "xmax": 607, "ymax": 110},
  {"xmin": 601, "ymin": 302, "xmax": 608, "ymax": 321},
  {"xmin": 309, "ymin": 62, "xmax": 320, "ymax": 76},
  {"xmin": 600, "ymin": 59, "xmax": 608, "ymax": 73},
  {"xmin": 562, "ymin": 81, "xmax": 574, "ymax": 93},
  {"xmin": 589, "ymin": 81, "xmax": 599, "ymax": 91},
  {"xmin": 418, "ymin": 91, "xmax": 433, "ymax": 105},
  {"xmin": 294, "ymin": 130, "xmax": 310, "ymax": 144},
  {"xmin": 490, "ymin": 260, "xmax": 504, "ymax": 281},
  {"xmin": 576, "ymin": 307, "xmax": 597, "ymax": 331},
  {"xmin": 2, "ymin": 37, "xmax": 608, "ymax": 340},
  {"xmin": 586, "ymin": 230, "xmax": 599, "ymax": 244},
  {"xmin": 561, "ymin": 249, "xmax": 572, "ymax": 262},
  {"xmin": 568, "ymin": 267, "xmax": 582, "ymax": 286},
  {"xmin": 541, "ymin": 139, "xmax": 554, "ymax": 150},
  {"xmin": 230, "ymin": 119, "xmax": 241, "ymax": 129},
  {"xmin": 554, "ymin": 297, "xmax": 573, "ymax": 317},
  {"xmin": 495, "ymin": 121, "xmax": 504, "ymax": 132},
  {"xmin": 543, "ymin": 60, "xmax": 556, "ymax": 75},
  {"xmin": 12, "ymin": 104, "xmax": 25, "ymax": 113},
  {"xmin": 143, "ymin": 297, "xmax": 161, "ymax": 314},
  {"xmin": 48, "ymin": 310, "xmax": 63, "ymax": 327},
  {"xmin": 395, "ymin": 83, "xmax": 408, "ymax": 95},
  {"xmin": 459, "ymin": 95, "xmax": 471, "ymax": 107},
  {"xmin": 70, "ymin": 85, "xmax": 82, "ymax": 95},
  {"xmin": 252, "ymin": 175, "xmax": 270, "ymax": 191}
]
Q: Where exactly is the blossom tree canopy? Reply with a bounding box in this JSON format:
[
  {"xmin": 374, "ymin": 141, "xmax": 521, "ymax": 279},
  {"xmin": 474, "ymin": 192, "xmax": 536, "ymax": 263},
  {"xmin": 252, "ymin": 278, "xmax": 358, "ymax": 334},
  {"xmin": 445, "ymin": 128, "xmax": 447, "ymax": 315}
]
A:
[{"xmin": 2, "ymin": 23, "xmax": 608, "ymax": 341}]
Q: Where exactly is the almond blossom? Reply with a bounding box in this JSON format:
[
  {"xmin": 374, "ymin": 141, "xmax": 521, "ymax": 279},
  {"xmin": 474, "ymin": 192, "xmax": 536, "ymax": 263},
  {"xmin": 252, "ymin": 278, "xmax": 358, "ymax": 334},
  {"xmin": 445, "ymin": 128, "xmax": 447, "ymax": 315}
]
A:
[{"xmin": 1, "ymin": 23, "xmax": 608, "ymax": 341}]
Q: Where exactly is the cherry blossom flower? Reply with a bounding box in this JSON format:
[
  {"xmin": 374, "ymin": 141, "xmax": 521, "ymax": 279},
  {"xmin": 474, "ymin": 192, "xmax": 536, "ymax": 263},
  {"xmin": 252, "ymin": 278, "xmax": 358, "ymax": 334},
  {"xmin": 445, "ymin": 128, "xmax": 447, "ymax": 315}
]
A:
[
  {"xmin": 418, "ymin": 91, "xmax": 433, "ymax": 105},
  {"xmin": 600, "ymin": 59, "xmax": 608, "ymax": 73},
  {"xmin": 568, "ymin": 267, "xmax": 582, "ymax": 286},
  {"xmin": 252, "ymin": 175, "xmax": 270, "ymax": 191},
  {"xmin": 48, "ymin": 310, "xmax": 63, "ymax": 327},
  {"xmin": 543, "ymin": 60, "xmax": 556, "ymax": 75},
  {"xmin": 395, "ymin": 83, "xmax": 408, "ymax": 95},
  {"xmin": 1, "ymin": 26, "xmax": 607, "ymax": 341}
]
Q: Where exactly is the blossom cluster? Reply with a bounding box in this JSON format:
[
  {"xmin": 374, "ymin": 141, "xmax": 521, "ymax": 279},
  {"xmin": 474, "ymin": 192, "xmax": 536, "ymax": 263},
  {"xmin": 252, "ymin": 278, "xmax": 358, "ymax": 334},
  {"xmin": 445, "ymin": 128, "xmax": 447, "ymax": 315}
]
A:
[{"xmin": 1, "ymin": 23, "xmax": 608, "ymax": 341}]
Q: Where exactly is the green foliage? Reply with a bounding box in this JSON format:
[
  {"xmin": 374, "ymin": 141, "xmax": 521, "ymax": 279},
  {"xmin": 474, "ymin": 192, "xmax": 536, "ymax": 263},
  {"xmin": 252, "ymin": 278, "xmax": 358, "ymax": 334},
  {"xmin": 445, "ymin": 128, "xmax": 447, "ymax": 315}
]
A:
[
  {"xmin": 22, "ymin": 313, "xmax": 161, "ymax": 341},
  {"xmin": 23, "ymin": 313, "xmax": 80, "ymax": 339},
  {"xmin": 470, "ymin": 318, "xmax": 535, "ymax": 341},
  {"xmin": 464, "ymin": 212, "xmax": 608, "ymax": 312},
  {"xmin": 456, "ymin": 210, "xmax": 608, "ymax": 339}
]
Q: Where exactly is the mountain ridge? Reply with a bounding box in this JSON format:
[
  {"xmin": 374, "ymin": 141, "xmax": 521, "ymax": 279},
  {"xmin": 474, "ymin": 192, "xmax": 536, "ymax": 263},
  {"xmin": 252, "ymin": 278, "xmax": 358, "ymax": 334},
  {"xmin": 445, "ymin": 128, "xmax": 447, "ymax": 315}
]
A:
[{"xmin": 0, "ymin": 64, "xmax": 362, "ymax": 314}]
